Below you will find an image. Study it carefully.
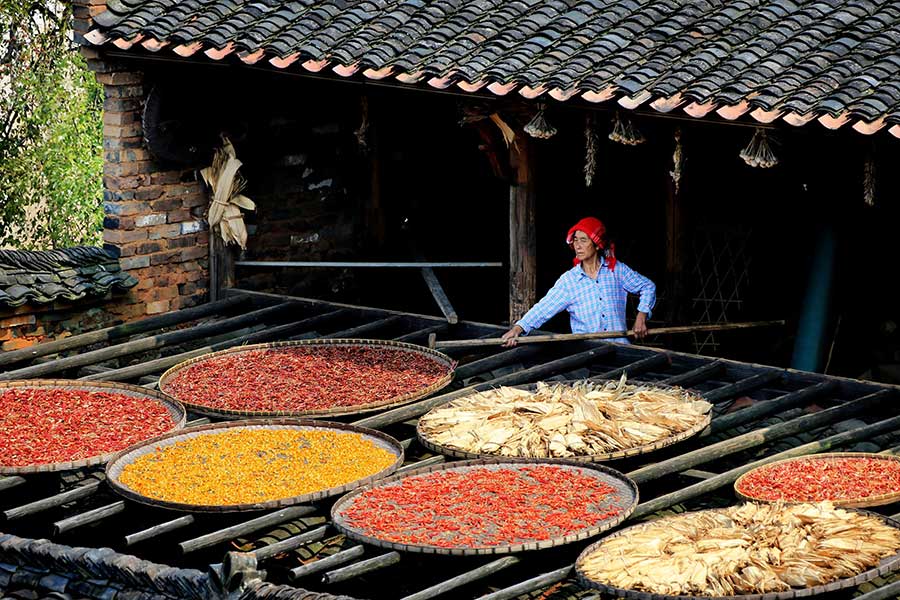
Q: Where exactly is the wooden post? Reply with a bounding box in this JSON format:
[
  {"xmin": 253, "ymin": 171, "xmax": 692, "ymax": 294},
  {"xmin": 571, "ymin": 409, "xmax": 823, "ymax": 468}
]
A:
[
  {"xmin": 210, "ymin": 233, "xmax": 235, "ymax": 302},
  {"xmin": 509, "ymin": 136, "xmax": 537, "ymax": 324}
]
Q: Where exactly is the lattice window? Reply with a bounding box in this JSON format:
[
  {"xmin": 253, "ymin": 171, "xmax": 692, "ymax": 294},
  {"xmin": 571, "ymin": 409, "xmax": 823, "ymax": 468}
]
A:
[{"xmin": 689, "ymin": 224, "xmax": 752, "ymax": 354}]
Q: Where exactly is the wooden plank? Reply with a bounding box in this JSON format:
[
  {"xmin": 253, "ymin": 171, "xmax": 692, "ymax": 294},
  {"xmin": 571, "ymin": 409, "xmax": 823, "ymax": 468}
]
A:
[
  {"xmin": 627, "ymin": 389, "xmax": 891, "ymax": 485},
  {"xmin": 661, "ymin": 361, "xmax": 725, "ymax": 387},
  {"xmin": 124, "ymin": 515, "xmax": 195, "ymax": 546},
  {"xmin": 400, "ymin": 557, "xmax": 521, "ymax": 600},
  {"xmin": 209, "ymin": 233, "xmax": 235, "ymax": 302},
  {"xmin": 420, "ymin": 267, "xmax": 459, "ymax": 324},
  {"xmin": 53, "ymin": 501, "xmax": 125, "ymax": 535},
  {"xmin": 707, "ymin": 380, "xmax": 837, "ymax": 436},
  {"xmin": 235, "ymin": 261, "xmax": 503, "ymax": 268},
  {"xmin": 509, "ymin": 137, "xmax": 537, "ymax": 324},
  {"xmin": 590, "ymin": 353, "xmax": 671, "ymax": 381},
  {"xmin": 477, "ymin": 565, "xmax": 572, "ymax": 600},
  {"xmin": 290, "ymin": 545, "xmax": 365, "ymax": 580},
  {"xmin": 0, "ymin": 477, "xmax": 25, "ymax": 492},
  {"xmin": 321, "ymin": 551, "xmax": 401, "ymax": 584},
  {"xmin": 178, "ymin": 505, "xmax": 315, "ymax": 554},
  {"xmin": 0, "ymin": 302, "xmax": 296, "ymax": 381},
  {"xmin": 396, "ymin": 455, "xmax": 445, "ymax": 474},
  {"xmin": 0, "ymin": 296, "xmax": 248, "ymax": 369},
  {"xmin": 853, "ymin": 579, "xmax": 900, "ymax": 600},
  {"xmin": 393, "ymin": 324, "xmax": 448, "ymax": 344},
  {"xmin": 352, "ymin": 346, "xmax": 616, "ymax": 429},
  {"xmin": 252, "ymin": 525, "xmax": 328, "ymax": 562},
  {"xmin": 454, "ymin": 346, "xmax": 542, "ymax": 380},
  {"xmin": 4, "ymin": 481, "xmax": 101, "ymax": 521},
  {"xmin": 321, "ymin": 315, "xmax": 403, "ymax": 339},
  {"xmin": 79, "ymin": 310, "xmax": 346, "ymax": 382},
  {"xmin": 703, "ymin": 371, "xmax": 783, "ymax": 402}
]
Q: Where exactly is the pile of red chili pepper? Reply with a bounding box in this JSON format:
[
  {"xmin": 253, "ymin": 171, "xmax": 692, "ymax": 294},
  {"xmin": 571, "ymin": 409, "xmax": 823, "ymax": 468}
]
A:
[
  {"xmin": 737, "ymin": 455, "xmax": 900, "ymax": 502},
  {"xmin": 164, "ymin": 346, "xmax": 450, "ymax": 413},
  {"xmin": 339, "ymin": 465, "xmax": 623, "ymax": 549},
  {"xmin": 0, "ymin": 387, "xmax": 175, "ymax": 468}
]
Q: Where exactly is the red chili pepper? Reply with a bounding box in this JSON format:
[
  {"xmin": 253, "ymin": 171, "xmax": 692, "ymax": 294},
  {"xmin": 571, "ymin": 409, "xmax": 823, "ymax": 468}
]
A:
[
  {"xmin": 164, "ymin": 346, "xmax": 450, "ymax": 413},
  {"xmin": 737, "ymin": 456, "xmax": 900, "ymax": 502},
  {"xmin": 0, "ymin": 388, "xmax": 173, "ymax": 467},
  {"xmin": 340, "ymin": 465, "xmax": 623, "ymax": 549}
]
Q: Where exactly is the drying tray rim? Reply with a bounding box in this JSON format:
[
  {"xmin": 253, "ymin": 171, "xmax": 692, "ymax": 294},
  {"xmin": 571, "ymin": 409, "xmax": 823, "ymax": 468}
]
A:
[
  {"xmin": 0, "ymin": 378, "xmax": 186, "ymax": 475},
  {"xmin": 330, "ymin": 456, "xmax": 639, "ymax": 556},
  {"xmin": 157, "ymin": 338, "xmax": 456, "ymax": 419},
  {"xmin": 105, "ymin": 418, "xmax": 404, "ymax": 513}
]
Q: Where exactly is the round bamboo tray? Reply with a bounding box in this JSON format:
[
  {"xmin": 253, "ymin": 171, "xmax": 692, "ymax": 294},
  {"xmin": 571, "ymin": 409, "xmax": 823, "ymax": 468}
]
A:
[
  {"xmin": 575, "ymin": 508, "xmax": 900, "ymax": 600},
  {"xmin": 417, "ymin": 379, "xmax": 711, "ymax": 463},
  {"xmin": 157, "ymin": 338, "xmax": 456, "ymax": 419},
  {"xmin": 331, "ymin": 458, "xmax": 639, "ymax": 556},
  {"xmin": 0, "ymin": 379, "xmax": 186, "ymax": 475},
  {"xmin": 734, "ymin": 452, "xmax": 900, "ymax": 508},
  {"xmin": 105, "ymin": 419, "xmax": 404, "ymax": 513}
]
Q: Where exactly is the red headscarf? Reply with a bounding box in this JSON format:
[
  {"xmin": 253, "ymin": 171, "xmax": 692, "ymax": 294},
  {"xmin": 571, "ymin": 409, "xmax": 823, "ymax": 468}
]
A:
[{"xmin": 566, "ymin": 217, "xmax": 616, "ymax": 271}]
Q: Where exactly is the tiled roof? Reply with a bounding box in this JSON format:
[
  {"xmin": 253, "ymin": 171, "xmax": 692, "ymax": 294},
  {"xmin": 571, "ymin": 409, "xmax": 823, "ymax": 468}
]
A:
[
  {"xmin": 83, "ymin": 1, "xmax": 900, "ymax": 137},
  {"xmin": 0, "ymin": 247, "xmax": 137, "ymax": 307}
]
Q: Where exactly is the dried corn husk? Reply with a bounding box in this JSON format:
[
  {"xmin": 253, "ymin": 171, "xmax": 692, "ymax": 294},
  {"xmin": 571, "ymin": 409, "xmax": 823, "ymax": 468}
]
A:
[
  {"xmin": 201, "ymin": 136, "xmax": 256, "ymax": 249},
  {"xmin": 740, "ymin": 128, "xmax": 778, "ymax": 168},
  {"xmin": 419, "ymin": 375, "xmax": 711, "ymax": 459},
  {"xmin": 609, "ymin": 111, "xmax": 645, "ymax": 146},
  {"xmin": 524, "ymin": 104, "xmax": 557, "ymax": 139},
  {"xmin": 584, "ymin": 113, "xmax": 598, "ymax": 187},
  {"xmin": 578, "ymin": 502, "xmax": 900, "ymax": 596}
]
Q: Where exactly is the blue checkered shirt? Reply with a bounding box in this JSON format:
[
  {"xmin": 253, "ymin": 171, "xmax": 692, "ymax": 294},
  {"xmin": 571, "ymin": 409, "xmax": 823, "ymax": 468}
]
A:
[{"xmin": 516, "ymin": 260, "xmax": 656, "ymax": 344}]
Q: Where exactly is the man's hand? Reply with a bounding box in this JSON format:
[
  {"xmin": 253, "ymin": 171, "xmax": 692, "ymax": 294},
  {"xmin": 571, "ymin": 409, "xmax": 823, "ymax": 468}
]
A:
[
  {"xmin": 501, "ymin": 324, "xmax": 524, "ymax": 347},
  {"xmin": 633, "ymin": 312, "xmax": 649, "ymax": 340}
]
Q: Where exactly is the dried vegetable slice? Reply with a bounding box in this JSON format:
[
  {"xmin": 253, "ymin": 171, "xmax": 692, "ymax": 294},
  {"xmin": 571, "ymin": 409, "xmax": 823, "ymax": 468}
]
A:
[
  {"xmin": 0, "ymin": 384, "xmax": 183, "ymax": 472},
  {"xmin": 108, "ymin": 421, "xmax": 402, "ymax": 511},
  {"xmin": 735, "ymin": 453, "xmax": 900, "ymax": 507},
  {"xmin": 332, "ymin": 460, "xmax": 637, "ymax": 554},
  {"xmin": 577, "ymin": 502, "xmax": 900, "ymax": 597},
  {"xmin": 418, "ymin": 375, "xmax": 710, "ymax": 460},
  {"xmin": 161, "ymin": 342, "xmax": 454, "ymax": 417}
]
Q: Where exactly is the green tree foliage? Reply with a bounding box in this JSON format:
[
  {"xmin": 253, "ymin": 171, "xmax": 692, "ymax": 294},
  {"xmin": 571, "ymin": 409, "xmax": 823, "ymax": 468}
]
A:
[{"xmin": 0, "ymin": 1, "xmax": 103, "ymax": 249}]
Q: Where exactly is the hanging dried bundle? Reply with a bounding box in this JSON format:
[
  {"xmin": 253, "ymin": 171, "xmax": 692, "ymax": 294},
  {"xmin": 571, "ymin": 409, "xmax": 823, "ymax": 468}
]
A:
[
  {"xmin": 740, "ymin": 128, "xmax": 778, "ymax": 168},
  {"xmin": 584, "ymin": 113, "xmax": 598, "ymax": 187},
  {"xmin": 864, "ymin": 151, "xmax": 876, "ymax": 207},
  {"xmin": 201, "ymin": 136, "xmax": 256, "ymax": 249},
  {"xmin": 524, "ymin": 104, "xmax": 557, "ymax": 139},
  {"xmin": 609, "ymin": 111, "xmax": 645, "ymax": 146},
  {"xmin": 354, "ymin": 96, "xmax": 370, "ymax": 154},
  {"xmin": 670, "ymin": 127, "xmax": 683, "ymax": 194}
]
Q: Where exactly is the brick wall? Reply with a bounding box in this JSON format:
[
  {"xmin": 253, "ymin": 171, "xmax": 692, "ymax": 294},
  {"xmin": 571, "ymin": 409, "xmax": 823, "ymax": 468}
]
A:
[
  {"xmin": 87, "ymin": 59, "xmax": 210, "ymax": 319},
  {"xmin": 1, "ymin": 299, "xmax": 117, "ymax": 352}
]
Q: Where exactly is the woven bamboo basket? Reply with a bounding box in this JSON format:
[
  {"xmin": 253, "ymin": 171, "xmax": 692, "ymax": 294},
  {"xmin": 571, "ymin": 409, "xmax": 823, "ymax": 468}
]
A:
[
  {"xmin": 0, "ymin": 379, "xmax": 186, "ymax": 475},
  {"xmin": 417, "ymin": 379, "xmax": 711, "ymax": 463},
  {"xmin": 158, "ymin": 338, "xmax": 456, "ymax": 419},
  {"xmin": 105, "ymin": 418, "xmax": 404, "ymax": 513},
  {"xmin": 575, "ymin": 508, "xmax": 900, "ymax": 600},
  {"xmin": 331, "ymin": 457, "xmax": 639, "ymax": 556},
  {"xmin": 734, "ymin": 452, "xmax": 900, "ymax": 509}
]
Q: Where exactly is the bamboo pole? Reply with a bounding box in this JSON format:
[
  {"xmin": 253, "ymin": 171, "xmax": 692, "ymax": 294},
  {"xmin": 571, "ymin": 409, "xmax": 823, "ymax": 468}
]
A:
[
  {"xmin": 178, "ymin": 505, "xmax": 315, "ymax": 554},
  {"xmin": 53, "ymin": 501, "xmax": 125, "ymax": 535},
  {"xmin": 252, "ymin": 525, "xmax": 328, "ymax": 562},
  {"xmin": 124, "ymin": 515, "xmax": 195, "ymax": 546},
  {"xmin": 703, "ymin": 371, "xmax": 783, "ymax": 403},
  {"xmin": 661, "ymin": 360, "xmax": 725, "ymax": 386},
  {"xmin": 430, "ymin": 320, "xmax": 785, "ymax": 349},
  {"xmin": 3, "ymin": 481, "xmax": 100, "ymax": 521},
  {"xmin": 589, "ymin": 353, "xmax": 671, "ymax": 381},
  {"xmin": 400, "ymin": 557, "xmax": 521, "ymax": 600},
  {"xmin": 290, "ymin": 545, "xmax": 365, "ymax": 580},
  {"xmin": 476, "ymin": 565, "xmax": 572, "ymax": 600},
  {"xmin": 321, "ymin": 551, "xmax": 401, "ymax": 584}
]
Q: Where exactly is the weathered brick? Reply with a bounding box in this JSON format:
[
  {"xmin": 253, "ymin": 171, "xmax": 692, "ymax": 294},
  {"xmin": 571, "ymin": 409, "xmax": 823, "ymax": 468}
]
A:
[
  {"xmin": 135, "ymin": 213, "xmax": 167, "ymax": 227},
  {"xmin": 103, "ymin": 136, "xmax": 144, "ymax": 151},
  {"xmin": 181, "ymin": 193, "xmax": 207, "ymax": 208},
  {"xmin": 103, "ymin": 228, "xmax": 148, "ymax": 244},
  {"xmin": 166, "ymin": 209, "xmax": 192, "ymax": 223},
  {"xmin": 102, "ymin": 111, "xmax": 138, "ymax": 126},
  {"xmin": 135, "ymin": 186, "xmax": 165, "ymax": 201},
  {"xmin": 180, "ymin": 221, "xmax": 205, "ymax": 235},
  {"xmin": 104, "ymin": 201, "xmax": 151, "ymax": 216},
  {"xmin": 103, "ymin": 174, "xmax": 151, "ymax": 190},
  {"xmin": 2, "ymin": 338, "xmax": 34, "ymax": 351},
  {"xmin": 96, "ymin": 72, "xmax": 143, "ymax": 86},
  {"xmin": 180, "ymin": 246, "xmax": 208, "ymax": 262},
  {"xmin": 103, "ymin": 97, "xmax": 143, "ymax": 112},
  {"xmin": 104, "ymin": 161, "xmax": 154, "ymax": 177},
  {"xmin": 148, "ymin": 224, "xmax": 182, "ymax": 240},
  {"xmin": 168, "ymin": 234, "xmax": 201, "ymax": 249},
  {"xmin": 120, "ymin": 255, "xmax": 151, "ymax": 270},
  {"xmin": 164, "ymin": 184, "xmax": 201, "ymax": 197},
  {"xmin": 136, "ymin": 241, "xmax": 165, "ymax": 255},
  {"xmin": 104, "ymin": 123, "xmax": 143, "ymax": 139},
  {"xmin": 151, "ymin": 171, "xmax": 183, "ymax": 186},
  {"xmin": 150, "ymin": 250, "xmax": 180, "ymax": 266},
  {"xmin": 150, "ymin": 197, "xmax": 181, "ymax": 212},
  {"xmin": 150, "ymin": 286, "xmax": 179, "ymax": 301},
  {"xmin": 178, "ymin": 282, "xmax": 199, "ymax": 296},
  {"xmin": 145, "ymin": 300, "xmax": 170, "ymax": 315},
  {"xmin": 104, "ymin": 84, "xmax": 144, "ymax": 99},
  {"xmin": 0, "ymin": 315, "xmax": 36, "ymax": 329}
]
